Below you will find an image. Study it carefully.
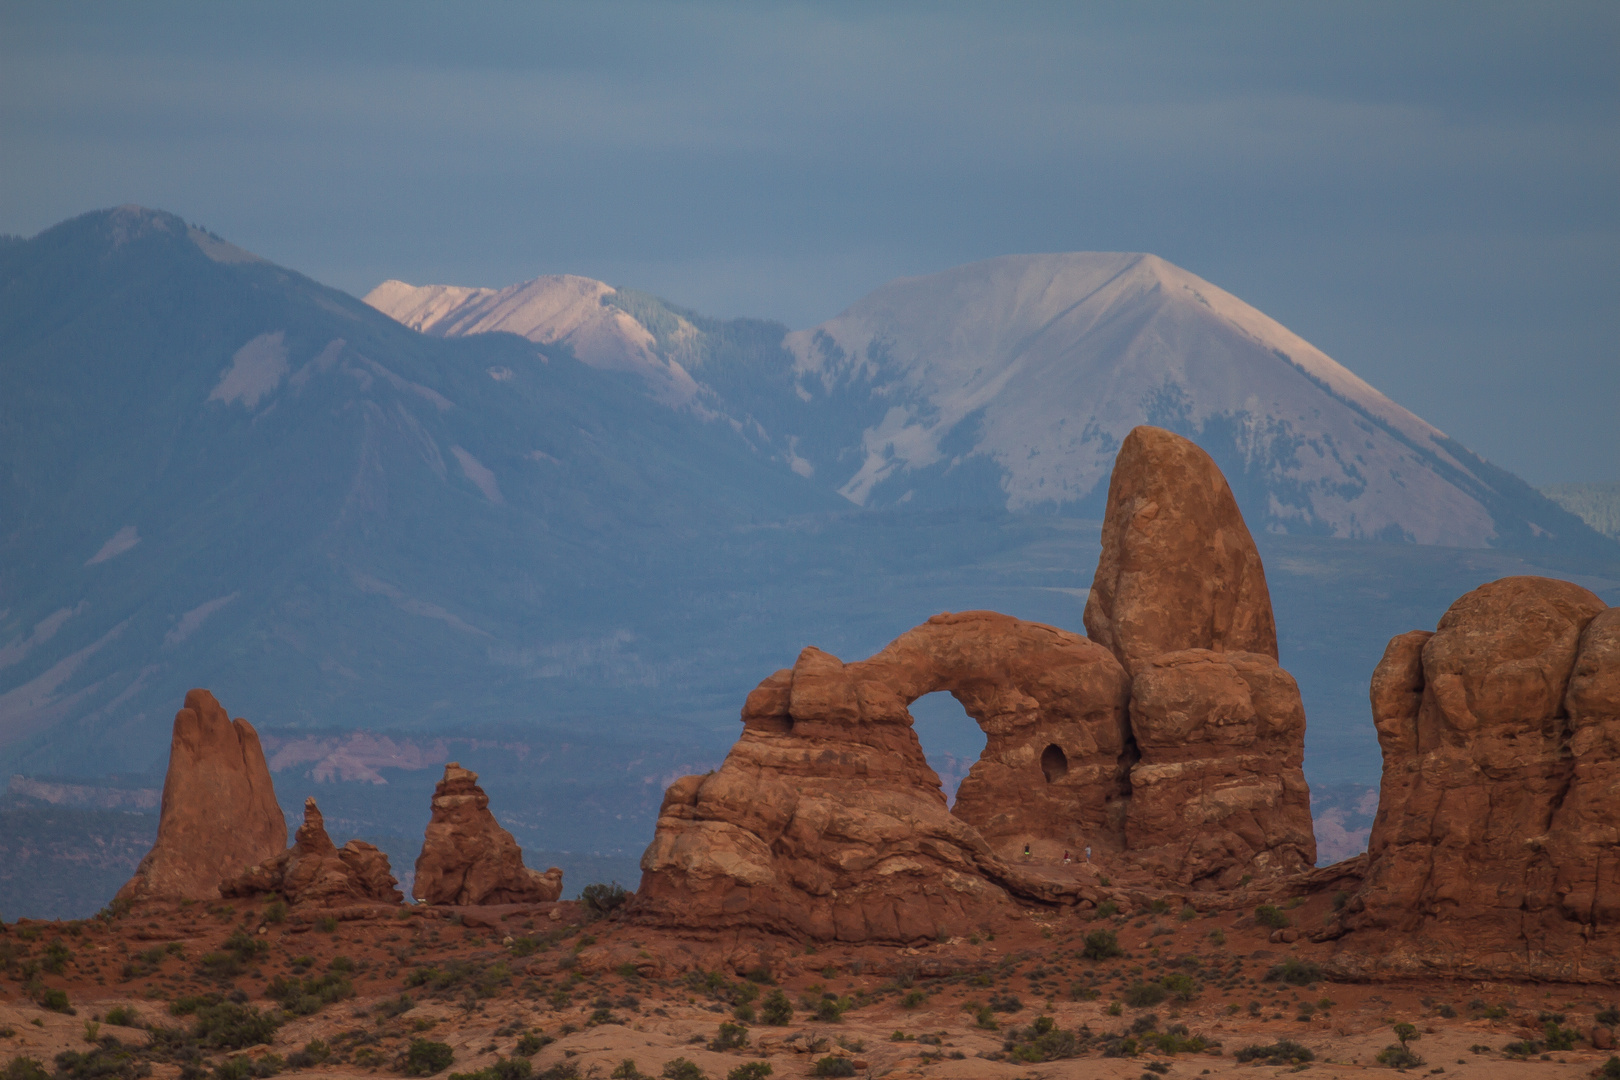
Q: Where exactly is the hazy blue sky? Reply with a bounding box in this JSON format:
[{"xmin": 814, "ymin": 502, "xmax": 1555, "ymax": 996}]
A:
[{"xmin": 3, "ymin": 2, "xmax": 1616, "ymax": 483}]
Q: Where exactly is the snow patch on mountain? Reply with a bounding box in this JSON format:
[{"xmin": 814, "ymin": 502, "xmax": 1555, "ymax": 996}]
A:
[{"xmin": 208, "ymin": 331, "xmax": 289, "ymax": 410}]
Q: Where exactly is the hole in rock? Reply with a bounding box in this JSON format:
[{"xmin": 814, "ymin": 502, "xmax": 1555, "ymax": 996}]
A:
[
  {"xmin": 908, "ymin": 691, "xmax": 987, "ymax": 808},
  {"xmin": 1040, "ymin": 743, "xmax": 1069, "ymax": 783}
]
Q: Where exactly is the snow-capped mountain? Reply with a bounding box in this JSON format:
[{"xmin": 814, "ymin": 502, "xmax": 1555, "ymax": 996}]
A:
[{"xmin": 374, "ymin": 253, "xmax": 1607, "ymax": 552}]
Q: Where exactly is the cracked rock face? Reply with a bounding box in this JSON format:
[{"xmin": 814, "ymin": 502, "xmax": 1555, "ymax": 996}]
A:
[
  {"xmin": 221, "ymin": 797, "xmax": 402, "ymax": 906},
  {"xmin": 1336, "ymin": 577, "xmax": 1617, "ymax": 981},
  {"xmin": 413, "ymin": 763, "xmax": 563, "ymax": 905},
  {"xmin": 117, "ymin": 689, "xmax": 287, "ymax": 903}
]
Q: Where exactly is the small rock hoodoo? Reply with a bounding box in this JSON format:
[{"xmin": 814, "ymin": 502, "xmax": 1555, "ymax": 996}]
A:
[
  {"xmin": 1330, "ymin": 577, "xmax": 1618, "ymax": 981},
  {"xmin": 116, "ymin": 689, "xmax": 287, "ymax": 903},
  {"xmin": 633, "ymin": 426, "xmax": 1315, "ymax": 941},
  {"xmin": 221, "ymin": 797, "xmax": 403, "ymax": 906},
  {"xmin": 414, "ymin": 762, "xmax": 563, "ymax": 905}
]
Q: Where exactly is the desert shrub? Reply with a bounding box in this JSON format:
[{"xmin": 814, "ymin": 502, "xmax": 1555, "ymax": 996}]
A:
[
  {"xmin": 52, "ymin": 1041, "xmax": 148, "ymax": 1080},
  {"xmin": 1375, "ymin": 1043, "xmax": 1424, "ymax": 1068},
  {"xmin": 2, "ymin": 1059, "xmax": 49, "ymax": 1080},
  {"xmin": 266, "ymin": 972, "xmax": 353, "ymax": 1017},
  {"xmin": 403, "ymin": 1040, "xmax": 454, "ymax": 1076},
  {"xmin": 987, "ymin": 993, "xmax": 1021, "ymax": 1013},
  {"xmin": 40, "ymin": 988, "xmax": 75, "ymax": 1014},
  {"xmin": 43, "ymin": 941, "xmax": 72, "ymax": 974},
  {"xmin": 724, "ymin": 1065, "xmax": 771, "ymax": 1080},
  {"xmin": 580, "ymin": 883, "xmax": 630, "ymax": 919},
  {"xmin": 660, "ymin": 1061, "xmax": 706, "ymax": 1080},
  {"xmin": 810, "ymin": 1059, "xmax": 854, "ymax": 1078},
  {"xmin": 1254, "ymin": 904, "xmax": 1290, "ymax": 930},
  {"xmin": 284, "ymin": 1039, "xmax": 330, "ymax": 1069},
  {"xmin": 192, "ymin": 1002, "xmax": 282, "ymax": 1051},
  {"xmin": 448, "ymin": 1060, "xmax": 531, "ymax": 1080},
  {"xmin": 509, "ymin": 937, "xmax": 539, "ymax": 958},
  {"xmin": 1598, "ymin": 1005, "xmax": 1620, "ymax": 1026},
  {"xmin": 1543, "ymin": 1021, "xmax": 1579, "ymax": 1051},
  {"xmin": 899, "ymin": 990, "xmax": 926, "ymax": 1009},
  {"xmin": 262, "ymin": 900, "xmax": 288, "ymax": 925},
  {"xmin": 1263, "ymin": 958, "xmax": 1322, "ymax": 986},
  {"xmin": 513, "ymin": 1032, "xmax": 552, "ymax": 1057},
  {"xmin": 1082, "ymin": 930, "xmax": 1123, "ymax": 961},
  {"xmin": 104, "ymin": 1007, "xmax": 140, "ymax": 1027},
  {"xmin": 607, "ymin": 1064, "xmax": 648, "ymax": 1080},
  {"xmin": 1601, "ymin": 1057, "xmax": 1620, "ymax": 1079},
  {"xmin": 534, "ymin": 1067, "xmax": 580, "ymax": 1080},
  {"xmin": 1004, "ymin": 1015, "xmax": 1085, "ymax": 1062},
  {"xmin": 1095, "ymin": 900, "xmax": 1119, "ymax": 918},
  {"xmin": 1122, "ymin": 981, "xmax": 1167, "ymax": 1008},
  {"xmin": 214, "ymin": 1054, "xmax": 282, "ymax": 1080},
  {"xmin": 1234, "ymin": 1040, "xmax": 1314, "ymax": 1065},
  {"xmin": 707, "ymin": 1023, "xmax": 748, "ymax": 1051},
  {"xmin": 1159, "ymin": 973, "xmax": 1197, "ymax": 1003},
  {"xmin": 759, "ymin": 990, "xmax": 792, "ymax": 1026}
]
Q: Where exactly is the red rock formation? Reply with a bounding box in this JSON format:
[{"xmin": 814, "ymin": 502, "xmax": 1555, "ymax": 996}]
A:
[
  {"xmin": 1084, "ymin": 425, "xmax": 1277, "ymax": 675},
  {"xmin": 117, "ymin": 689, "xmax": 286, "ymax": 903},
  {"xmin": 636, "ymin": 611, "xmax": 1130, "ymax": 943},
  {"xmin": 1082, "ymin": 425, "xmax": 1314, "ymax": 883},
  {"xmin": 221, "ymin": 797, "xmax": 402, "ymax": 906},
  {"xmin": 1334, "ymin": 577, "xmax": 1617, "ymax": 981},
  {"xmin": 1125, "ymin": 649, "xmax": 1315, "ymax": 887},
  {"xmin": 413, "ymin": 763, "xmax": 562, "ymax": 905}
]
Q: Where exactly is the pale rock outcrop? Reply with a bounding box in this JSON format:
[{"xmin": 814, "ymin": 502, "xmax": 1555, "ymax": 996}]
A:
[
  {"xmin": 413, "ymin": 763, "xmax": 562, "ymax": 905},
  {"xmin": 117, "ymin": 689, "xmax": 286, "ymax": 903},
  {"xmin": 221, "ymin": 797, "xmax": 402, "ymax": 906},
  {"xmin": 1333, "ymin": 578, "xmax": 1617, "ymax": 981}
]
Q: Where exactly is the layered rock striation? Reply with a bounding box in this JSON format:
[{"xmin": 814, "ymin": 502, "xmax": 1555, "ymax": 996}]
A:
[
  {"xmin": 414, "ymin": 763, "xmax": 563, "ymax": 905},
  {"xmin": 117, "ymin": 689, "xmax": 287, "ymax": 903},
  {"xmin": 221, "ymin": 797, "xmax": 402, "ymax": 906},
  {"xmin": 1333, "ymin": 577, "xmax": 1617, "ymax": 981}
]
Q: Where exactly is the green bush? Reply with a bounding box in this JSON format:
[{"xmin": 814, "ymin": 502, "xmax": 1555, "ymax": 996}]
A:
[
  {"xmin": 1081, "ymin": 930, "xmax": 1123, "ymax": 961},
  {"xmin": 1597, "ymin": 1006, "xmax": 1620, "ymax": 1027},
  {"xmin": 1263, "ymin": 958, "xmax": 1322, "ymax": 986},
  {"xmin": 40, "ymin": 988, "xmax": 75, "ymax": 1014},
  {"xmin": 214, "ymin": 1054, "xmax": 283, "ymax": 1080},
  {"xmin": 900, "ymin": 990, "xmax": 925, "ymax": 1009},
  {"xmin": 1159, "ymin": 973, "xmax": 1196, "ymax": 1003},
  {"xmin": 1254, "ymin": 904, "xmax": 1290, "ymax": 930},
  {"xmin": 810, "ymin": 1058, "xmax": 854, "ymax": 1078},
  {"xmin": 580, "ymin": 883, "xmax": 630, "ymax": 919},
  {"xmin": 514, "ymin": 1032, "xmax": 552, "ymax": 1057},
  {"xmin": 660, "ymin": 1060, "xmax": 705, "ymax": 1080},
  {"xmin": 1122, "ymin": 981, "xmax": 1166, "ymax": 1008},
  {"xmin": 1095, "ymin": 900, "xmax": 1118, "ymax": 918},
  {"xmin": 404, "ymin": 1039, "xmax": 455, "ymax": 1076},
  {"xmin": 1601, "ymin": 1056, "xmax": 1620, "ymax": 1079},
  {"xmin": 103, "ymin": 1006, "xmax": 139, "ymax": 1027},
  {"xmin": 1543, "ymin": 1021, "xmax": 1578, "ymax": 1051},
  {"xmin": 266, "ymin": 972, "xmax": 353, "ymax": 1017},
  {"xmin": 707, "ymin": 1023, "xmax": 748, "ymax": 1051},
  {"xmin": 193, "ymin": 1002, "xmax": 282, "ymax": 1051},
  {"xmin": 1004, "ymin": 1015, "xmax": 1085, "ymax": 1062},
  {"xmin": 448, "ymin": 1060, "xmax": 531, "ymax": 1080},
  {"xmin": 284, "ymin": 1039, "xmax": 330, "ymax": 1069},
  {"xmin": 53, "ymin": 1042, "xmax": 146, "ymax": 1080},
  {"xmin": 1234, "ymin": 1039, "xmax": 1313, "ymax": 1065},
  {"xmin": 1375, "ymin": 1044, "xmax": 1424, "ymax": 1068},
  {"xmin": 43, "ymin": 941, "xmax": 72, "ymax": 974},
  {"xmin": 724, "ymin": 1065, "xmax": 771, "ymax": 1080},
  {"xmin": 2, "ymin": 1059, "xmax": 49, "ymax": 1080},
  {"xmin": 760, "ymin": 990, "xmax": 793, "ymax": 1026},
  {"xmin": 223, "ymin": 931, "xmax": 268, "ymax": 963},
  {"xmin": 607, "ymin": 1064, "xmax": 648, "ymax": 1080}
]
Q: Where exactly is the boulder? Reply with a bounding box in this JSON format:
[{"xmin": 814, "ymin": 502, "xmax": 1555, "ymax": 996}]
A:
[
  {"xmin": 1124, "ymin": 649, "xmax": 1316, "ymax": 887},
  {"xmin": 116, "ymin": 689, "xmax": 286, "ymax": 903},
  {"xmin": 634, "ymin": 612, "xmax": 1128, "ymax": 943},
  {"xmin": 1084, "ymin": 425, "xmax": 1277, "ymax": 675},
  {"xmin": 413, "ymin": 763, "xmax": 562, "ymax": 905},
  {"xmin": 221, "ymin": 797, "xmax": 402, "ymax": 906},
  {"xmin": 1334, "ymin": 578, "xmax": 1616, "ymax": 981}
]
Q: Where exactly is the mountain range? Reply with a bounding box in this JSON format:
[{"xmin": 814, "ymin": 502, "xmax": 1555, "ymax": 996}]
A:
[{"xmin": 2, "ymin": 205, "xmax": 1616, "ymax": 917}]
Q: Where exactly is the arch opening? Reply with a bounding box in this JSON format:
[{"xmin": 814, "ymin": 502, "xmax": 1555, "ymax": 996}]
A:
[
  {"xmin": 907, "ymin": 691, "xmax": 987, "ymax": 808},
  {"xmin": 1040, "ymin": 743, "xmax": 1069, "ymax": 783}
]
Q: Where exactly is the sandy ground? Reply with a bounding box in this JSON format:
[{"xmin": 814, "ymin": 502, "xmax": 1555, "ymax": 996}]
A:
[{"xmin": 2, "ymin": 890, "xmax": 1616, "ymax": 1079}]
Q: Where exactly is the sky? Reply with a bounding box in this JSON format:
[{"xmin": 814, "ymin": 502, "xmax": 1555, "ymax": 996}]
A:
[{"xmin": 3, "ymin": 2, "xmax": 1616, "ymax": 484}]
